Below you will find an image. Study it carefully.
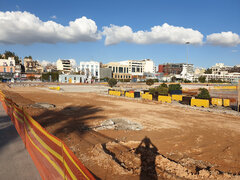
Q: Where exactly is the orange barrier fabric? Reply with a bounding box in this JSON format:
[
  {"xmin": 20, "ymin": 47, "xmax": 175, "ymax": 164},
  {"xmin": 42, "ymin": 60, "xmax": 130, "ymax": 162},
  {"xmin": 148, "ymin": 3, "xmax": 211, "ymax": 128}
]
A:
[{"xmin": 0, "ymin": 91, "xmax": 95, "ymax": 180}]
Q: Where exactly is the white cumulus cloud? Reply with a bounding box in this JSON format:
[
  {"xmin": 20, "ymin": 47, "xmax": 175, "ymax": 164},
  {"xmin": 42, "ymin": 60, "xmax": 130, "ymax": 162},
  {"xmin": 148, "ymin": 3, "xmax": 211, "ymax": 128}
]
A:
[
  {"xmin": 206, "ymin": 31, "xmax": 240, "ymax": 47},
  {"xmin": 51, "ymin": 15, "xmax": 57, "ymax": 19},
  {"xmin": 102, "ymin": 23, "xmax": 203, "ymax": 45},
  {"xmin": 38, "ymin": 60, "xmax": 56, "ymax": 67},
  {"xmin": 0, "ymin": 11, "xmax": 101, "ymax": 45}
]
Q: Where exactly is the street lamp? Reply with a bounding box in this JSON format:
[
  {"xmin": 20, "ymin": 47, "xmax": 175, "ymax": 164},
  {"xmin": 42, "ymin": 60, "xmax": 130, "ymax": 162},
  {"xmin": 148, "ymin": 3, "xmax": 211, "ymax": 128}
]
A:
[
  {"xmin": 186, "ymin": 42, "xmax": 190, "ymax": 73},
  {"xmin": 186, "ymin": 42, "xmax": 190, "ymax": 65}
]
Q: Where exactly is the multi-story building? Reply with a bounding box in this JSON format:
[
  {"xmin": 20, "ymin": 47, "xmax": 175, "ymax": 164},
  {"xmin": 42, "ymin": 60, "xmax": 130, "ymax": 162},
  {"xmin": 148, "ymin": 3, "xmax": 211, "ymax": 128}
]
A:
[
  {"xmin": 0, "ymin": 57, "xmax": 15, "ymax": 80},
  {"xmin": 0, "ymin": 57, "xmax": 15, "ymax": 73},
  {"xmin": 105, "ymin": 59, "xmax": 155, "ymax": 80},
  {"xmin": 158, "ymin": 63, "xmax": 193, "ymax": 75},
  {"xmin": 56, "ymin": 59, "xmax": 72, "ymax": 74},
  {"xmin": 24, "ymin": 58, "xmax": 43, "ymax": 73},
  {"xmin": 79, "ymin": 61, "xmax": 100, "ymax": 81},
  {"xmin": 105, "ymin": 62, "xmax": 132, "ymax": 80}
]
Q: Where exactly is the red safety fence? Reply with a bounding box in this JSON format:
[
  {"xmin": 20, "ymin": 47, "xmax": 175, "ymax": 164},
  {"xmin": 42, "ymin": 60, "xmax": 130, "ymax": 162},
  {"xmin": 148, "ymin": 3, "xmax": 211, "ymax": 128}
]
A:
[{"xmin": 0, "ymin": 91, "xmax": 95, "ymax": 180}]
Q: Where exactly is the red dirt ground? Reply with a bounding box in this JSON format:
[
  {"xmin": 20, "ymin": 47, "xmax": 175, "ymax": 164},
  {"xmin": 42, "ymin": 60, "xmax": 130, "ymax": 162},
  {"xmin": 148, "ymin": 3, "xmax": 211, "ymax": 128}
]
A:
[{"xmin": 1, "ymin": 84, "xmax": 240, "ymax": 179}]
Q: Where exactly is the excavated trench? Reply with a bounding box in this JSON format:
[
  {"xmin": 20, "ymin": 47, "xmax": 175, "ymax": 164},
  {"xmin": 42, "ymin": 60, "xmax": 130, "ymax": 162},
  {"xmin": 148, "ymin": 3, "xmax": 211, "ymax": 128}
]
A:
[{"xmin": 91, "ymin": 141, "xmax": 240, "ymax": 179}]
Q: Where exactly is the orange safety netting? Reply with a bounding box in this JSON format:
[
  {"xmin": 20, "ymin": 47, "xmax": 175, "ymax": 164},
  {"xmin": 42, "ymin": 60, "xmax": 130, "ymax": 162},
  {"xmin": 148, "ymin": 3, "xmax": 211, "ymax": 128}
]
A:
[{"xmin": 0, "ymin": 91, "xmax": 95, "ymax": 180}]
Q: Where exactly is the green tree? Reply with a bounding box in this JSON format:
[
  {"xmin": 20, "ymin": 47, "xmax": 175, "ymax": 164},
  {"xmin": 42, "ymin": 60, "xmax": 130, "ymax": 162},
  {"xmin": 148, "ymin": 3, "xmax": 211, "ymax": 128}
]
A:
[
  {"xmin": 3, "ymin": 51, "xmax": 20, "ymax": 65},
  {"xmin": 171, "ymin": 76, "xmax": 176, "ymax": 82},
  {"xmin": 198, "ymin": 76, "xmax": 206, "ymax": 83},
  {"xmin": 204, "ymin": 68, "xmax": 212, "ymax": 74},
  {"xmin": 24, "ymin": 56, "xmax": 32, "ymax": 59},
  {"xmin": 197, "ymin": 88, "xmax": 211, "ymax": 99},
  {"xmin": 108, "ymin": 78, "xmax": 117, "ymax": 87},
  {"xmin": 146, "ymin": 79, "xmax": 154, "ymax": 86}
]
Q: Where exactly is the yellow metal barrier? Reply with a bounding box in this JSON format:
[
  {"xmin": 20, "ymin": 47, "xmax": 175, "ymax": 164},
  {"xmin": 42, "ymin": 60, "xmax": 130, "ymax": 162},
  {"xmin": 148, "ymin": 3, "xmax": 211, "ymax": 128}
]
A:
[
  {"xmin": 213, "ymin": 86, "xmax": 237, "ymax": 90},
  {"xmin": 191, "ymin": 99, "xmax": 209, "ymax": 108},
  {"xmin": 158, "ymin": 95, "xmax": 171, "ymax": 103},
  {"xmin": 109, "ymin": 90, "xmax": 121, "ymax": 96},
  {"xmin": 142, "ymin": 94, "xmax": 152, "ymax": 100},
  {"xmin": 125, "ymin": 92, "xmax": 134, "ymax": 98},
  {"xmin": 172, "ymin": 95, "xmax": 182, "ymax": 102},
  {"xmin": 223, "ymin": 99, "xmax": 230, "ymax": 107},
  {"xmin": 49, "ymin": 86, "xmax": 60, "ymax": 91},
  {"xmin": 211, "ymin": 98, "xmax": 222, "ymax": 106}
]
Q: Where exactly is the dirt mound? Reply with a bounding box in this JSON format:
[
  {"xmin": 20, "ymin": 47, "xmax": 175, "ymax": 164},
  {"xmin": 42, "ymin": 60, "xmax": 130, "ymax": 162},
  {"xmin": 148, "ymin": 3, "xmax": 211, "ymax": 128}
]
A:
[
  {"xmin": 94, "ymin": 118, "xmax": 143, "ymax": 131},
  {"xmin": 91, "ymin": 141, "xmax": 240, "ymax": 179}
]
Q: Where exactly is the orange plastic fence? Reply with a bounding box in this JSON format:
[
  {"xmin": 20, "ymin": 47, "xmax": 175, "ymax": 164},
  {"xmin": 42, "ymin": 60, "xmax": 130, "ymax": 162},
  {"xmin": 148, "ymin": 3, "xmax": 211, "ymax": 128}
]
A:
[{"xmin": 0, "ymin": 91, "xmax": 95, "ymax": 180}]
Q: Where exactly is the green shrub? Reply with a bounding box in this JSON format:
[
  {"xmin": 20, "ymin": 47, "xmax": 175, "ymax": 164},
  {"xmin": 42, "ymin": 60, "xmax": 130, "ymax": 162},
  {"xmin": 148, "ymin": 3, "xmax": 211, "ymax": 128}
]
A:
[
  {"xmin": 149, "ymin": 86, "xmax": 168, "ymax": 96},
  {"xmin": 146, "ymin": 79, "xmax": 154, "ymax": 86},
  {"xmin": 108, "ymin": 78, "xmax": 117, "ymax": 87},
  {"xmin": 197, "ymin": 88, "xmax": 211, "ymax": 99},
  {"xmin": 160, "ymin": 83, "xmax": 168, "ymax": 88},
  {"xmin": 198, "ymin": 76, "xmax": 206, "ymax": 83},
  {"xmin": 168, "ymin": 84, "xmax": 182, "ymax": 92}
]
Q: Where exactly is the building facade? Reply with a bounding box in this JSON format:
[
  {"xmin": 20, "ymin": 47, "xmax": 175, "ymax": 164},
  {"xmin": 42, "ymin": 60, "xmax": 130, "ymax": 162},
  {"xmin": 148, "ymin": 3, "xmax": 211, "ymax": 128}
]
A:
[
  {"xmin": 158, "ymin": 63, "xmax": 193, "ymax": 75},
  {"xmin": 79, "ymin": 61, "xmax": 100, "ymax": 81},
  {"xmin": 24, "ymin": 58, "xmax": 43, "ymax": 73},
  {"xmin": 59, "ymin": 74, "xmax": 87, "ymax": 83},
  {"xmin": 56, "ymin": 59, "xmax": 72, "ymax": 74},
  {"xmin": 105, "ymin": 62, "xmax": 132, "ymax": 80},
  {"xmin": 100, "ymin": 68, "xmax": 112, "ymax": 80},
  {"xmin": 0, "ymin": 57, "xmax": 15, "ymax": 80}
]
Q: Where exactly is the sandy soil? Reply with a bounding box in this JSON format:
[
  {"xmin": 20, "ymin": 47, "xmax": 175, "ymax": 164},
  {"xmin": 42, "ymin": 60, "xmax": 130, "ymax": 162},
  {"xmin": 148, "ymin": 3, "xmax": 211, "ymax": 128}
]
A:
[{"xmin": 1, "ymin": 84, "xmax": 240, "ymax": 179}]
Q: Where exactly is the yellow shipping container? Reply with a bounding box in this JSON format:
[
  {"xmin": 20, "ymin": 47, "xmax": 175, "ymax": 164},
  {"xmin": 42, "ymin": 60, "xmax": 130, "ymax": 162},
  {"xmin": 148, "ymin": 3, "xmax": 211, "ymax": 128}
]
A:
[
  {"xmin": 211, "ymin": 98, "xmax": 222, "ymax": 106},
  {"xmin": 142, "ymin": 94, "xmax": 152, "ymax": 100},
  {"xmin": 223, "ymin": 99, "xmax": 230, "ymax": 107},
  {"xmin": 172, "ymin": 95, "xmax": 182, "ymax": 102},
  {"xmin": 158, "ymin": 96, "xmax": 171, "ymax": 103},
  {"xmin": 125, "ymin": 92, "xmax": 134, "ymax": 98},
  {"xmin": 191, "ymin": 99, "xmax": 209, "ymax": 108}
]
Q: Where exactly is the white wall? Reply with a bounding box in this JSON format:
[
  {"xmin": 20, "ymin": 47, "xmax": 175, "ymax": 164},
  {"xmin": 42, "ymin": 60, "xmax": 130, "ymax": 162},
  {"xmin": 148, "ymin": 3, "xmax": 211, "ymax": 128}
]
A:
[{"xmin": 79, "ymin": 61, "xmax": 100, "ymax": 80}]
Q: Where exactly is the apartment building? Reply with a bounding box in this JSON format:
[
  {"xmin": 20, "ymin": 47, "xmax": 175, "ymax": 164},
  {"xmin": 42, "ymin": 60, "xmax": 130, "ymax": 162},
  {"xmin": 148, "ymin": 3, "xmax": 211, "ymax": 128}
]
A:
[
  {"xmin": 79, "ymin": 61, "xmax": 100, "ymax": 81},
  {"xmin": 105, "ymin": 62, "xmax": 132, "ymax": 80},
  {"xmin": 158, "ymin": 63, "xmax": 194, "ymax": 75},
  {"xmin": 24, "ymin": 58, "xmax": 43, "ymax": 73},
  {"xmin": 0, "ymin": 57, "xmax": 15, "ymax": 73},
  {"xmin": 56, "ymin": 59, "xmax": 72, "ymax": 74}
]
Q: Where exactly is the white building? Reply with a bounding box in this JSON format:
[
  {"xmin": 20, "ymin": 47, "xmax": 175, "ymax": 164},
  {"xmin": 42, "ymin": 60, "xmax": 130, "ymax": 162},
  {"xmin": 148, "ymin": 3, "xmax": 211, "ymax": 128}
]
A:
[
  {"xmin": 56, "ymin": 59, "xmax": 72, "ymax": 74},
  {"xmin": 79, "ymin": 61, "xmax": 100, "ymax": 81},
  {"xmin": 176, "ymin": 64, "xmax": 194, "ymax": 81},
  {"xmin": 119, "ymin": 59, "xmax": 155, "ymax": 76}
]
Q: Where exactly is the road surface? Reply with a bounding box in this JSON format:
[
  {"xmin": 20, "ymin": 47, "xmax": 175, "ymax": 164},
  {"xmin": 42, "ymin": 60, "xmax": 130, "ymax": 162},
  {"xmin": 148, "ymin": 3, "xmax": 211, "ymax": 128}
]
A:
[{"xmin": 0, "ymin": 103, "xmax": 41, "ymax": 180}]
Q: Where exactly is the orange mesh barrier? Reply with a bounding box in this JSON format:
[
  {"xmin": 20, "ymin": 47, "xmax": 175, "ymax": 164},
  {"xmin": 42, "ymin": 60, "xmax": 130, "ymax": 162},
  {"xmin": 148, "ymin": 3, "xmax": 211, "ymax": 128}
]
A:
[{"xmin": 0, "ymin": 91, "xmax": 95, "ymax": 180}]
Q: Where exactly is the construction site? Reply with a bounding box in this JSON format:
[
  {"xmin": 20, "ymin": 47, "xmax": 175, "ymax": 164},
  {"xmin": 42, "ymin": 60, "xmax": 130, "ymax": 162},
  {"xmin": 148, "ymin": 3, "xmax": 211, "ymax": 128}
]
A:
[{"xmin": 1, "ymin": 82, "xmax": 240, "ymax": 180}]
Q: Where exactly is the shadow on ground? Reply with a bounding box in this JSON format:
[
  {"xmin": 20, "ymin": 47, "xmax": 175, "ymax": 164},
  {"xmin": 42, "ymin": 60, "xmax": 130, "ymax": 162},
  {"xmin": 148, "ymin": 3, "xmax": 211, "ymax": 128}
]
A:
[{"xmin": 0, "ymin": 115, "xmax": 19, "ymax": 150}]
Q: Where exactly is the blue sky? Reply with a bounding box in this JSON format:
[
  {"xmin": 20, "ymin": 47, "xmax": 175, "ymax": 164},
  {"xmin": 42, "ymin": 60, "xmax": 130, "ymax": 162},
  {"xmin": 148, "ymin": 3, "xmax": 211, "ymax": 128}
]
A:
[{"xmin": 0, "ymin": 0, "xmax": 239, "ymax": 68}]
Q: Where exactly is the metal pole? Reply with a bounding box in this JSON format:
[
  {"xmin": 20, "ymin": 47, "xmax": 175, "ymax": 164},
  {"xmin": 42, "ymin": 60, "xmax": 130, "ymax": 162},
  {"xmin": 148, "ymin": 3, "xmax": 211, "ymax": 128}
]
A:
[{"xmin": 186, "ymin": 42, "xmax": 190, "ymax": 72}]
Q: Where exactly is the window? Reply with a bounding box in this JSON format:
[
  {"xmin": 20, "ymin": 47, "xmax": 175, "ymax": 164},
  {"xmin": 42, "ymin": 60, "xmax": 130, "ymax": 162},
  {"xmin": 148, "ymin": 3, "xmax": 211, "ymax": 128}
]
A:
[
  {"xmin": 4, "ymin": 68, "xmax": 6, "ymax": 73},
  {"xmin": 132, "ymin": 68, "xmax": 135, "ymax": 72},
  {"xmin": 74, "ymin": 77, "xmax": 76, "ymax": 80},
  {"xmin": 113, "ymin": 67, "xmax": 115, "ymax": 73},
  {"xmin": 10, "ymin": 68, "xmax": 13, "ymax": 73},
  {"xmin": 65, "ymin": 77, "xmax": 67, "ymax": 80},
  {"xmin": 119, "ymin": 67, "xmax": 123, "ymax": 73},
  {"xmin": 96, "ymin": 71, "xmax": 98, "ymax": 76},
  {"xmin": 121, "ymin": 75, "xmax": 122, "ymax": 78}
]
